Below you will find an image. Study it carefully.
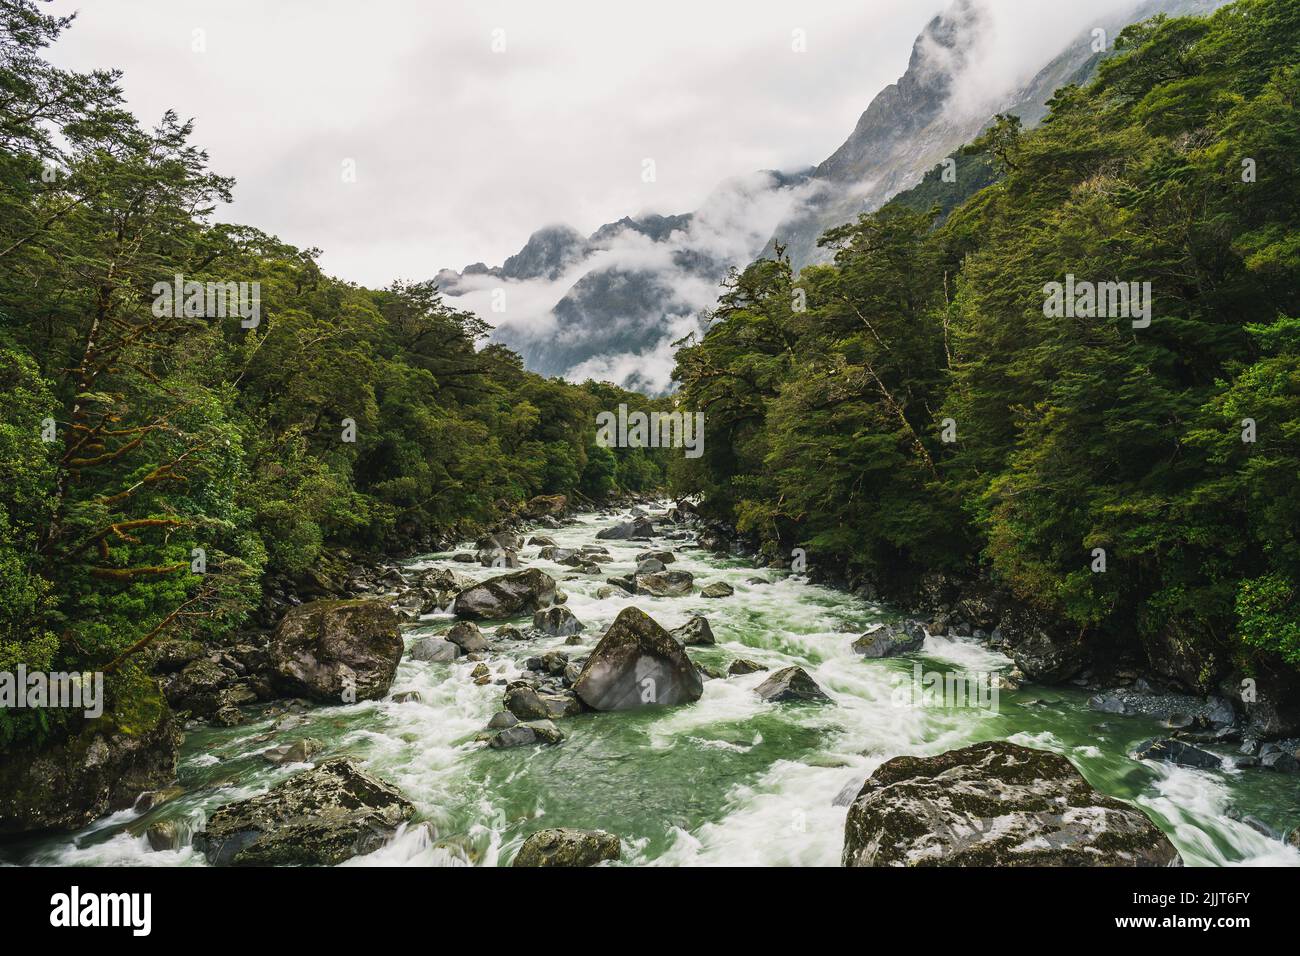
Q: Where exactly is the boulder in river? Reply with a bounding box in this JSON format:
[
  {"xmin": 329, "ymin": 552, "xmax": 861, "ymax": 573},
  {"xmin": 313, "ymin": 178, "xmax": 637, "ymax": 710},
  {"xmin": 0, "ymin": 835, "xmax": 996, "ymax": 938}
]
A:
[
  {"xmin": 408, "ymin": 636, "xmax": 459, "ymax": 662},
  {"xmin": 636, "ymin": 550, "xmax": 675, "ymax": 564},
  {"xmin": 998, "ymin": 604, "xmax": 1086, "ymax": 683},
  {"xmin": 842, "ymin": 741, "xmax": 1180, "ymax": 866},
  {"xmin": 445, "ymin": 621, "xmax": 490, "ymax": 653},
  {"xmin": 1130, "ymin": 738, "xmax": 1224, "ymax": 771},
  {"xmin": 488, "ymin": 719, "xmax": 565, "ymax": 749},
  {"xmin": 192, "ymin": 758, "xmax": 414, "ymax": 866},
  {"xmin": 533, "ymin": 605, "xmax": 584, "ymax": 637},
  {"xmin": 453, "ymin": 568, "xmax": 557, "ymax": 620},
  {"xmin": 596, "ymin": 517, "xmax": 655, "ymax": 540},
  {"xmin": 538, "ymin": 545, "xmax": 579, "ymax": 562},
  {"xmin": 476, "ymin": 547, "xmax": 520, "ymax": 569},
  {"xmin": 572, "ymin": 606, "xmax": 704, "ymax": 711},
  {"xmin": 269, "ymin": 599, "xmax": 403, "ymax": 703},
  {"xmin": 670, "ymin": 615, "xmax": 715, "ymax": 646},
  {"xmin": 728, "ymin": 658, "xmax": 767, "ymax": 676},
  {"xmin": 755, "ymin": 666, "xmax": 829, "ymax": 703},
  {"xmin": 476, "ymin": 531, "xmax": 523, "ymax": 553},
  {"xmin": 512, "ymin": 827, "xmax": 621, "ymax": 867},
  {"xmin": 852, "ymin": 622, "xmax": 926, "ymax": 659},
  {"xmin": 701, "ymin": 581, "xmax": 734, "ymax": 599},
  {"xmin": 635, "ymin": 570, "xmax": 695, "ymax": 597}
]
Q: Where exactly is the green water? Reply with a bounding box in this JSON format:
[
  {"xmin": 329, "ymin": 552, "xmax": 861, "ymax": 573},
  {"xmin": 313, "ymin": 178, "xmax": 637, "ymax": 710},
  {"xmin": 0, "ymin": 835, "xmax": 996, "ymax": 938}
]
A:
[{"xmin": 15, "ymin": 510, "xmax": 1300, "ymax": 866}]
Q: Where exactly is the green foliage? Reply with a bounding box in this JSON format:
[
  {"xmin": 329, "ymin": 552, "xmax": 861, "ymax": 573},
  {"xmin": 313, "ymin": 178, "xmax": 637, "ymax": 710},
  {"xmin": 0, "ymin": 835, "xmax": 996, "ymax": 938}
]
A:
[
  {"xmin": 0, "ymin": 0, "xmax": 667, "ymax": 747},
  {"xmin": 675, "ymin": 0, "xmax": 1300, "ymax": 678}
]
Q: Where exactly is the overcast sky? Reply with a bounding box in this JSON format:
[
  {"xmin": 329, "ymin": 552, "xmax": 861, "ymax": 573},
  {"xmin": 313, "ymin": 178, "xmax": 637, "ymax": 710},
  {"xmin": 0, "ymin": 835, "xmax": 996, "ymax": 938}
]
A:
[{"xmin": 45, "ymin": 0, "xmax": 1142, "ymax": 289}]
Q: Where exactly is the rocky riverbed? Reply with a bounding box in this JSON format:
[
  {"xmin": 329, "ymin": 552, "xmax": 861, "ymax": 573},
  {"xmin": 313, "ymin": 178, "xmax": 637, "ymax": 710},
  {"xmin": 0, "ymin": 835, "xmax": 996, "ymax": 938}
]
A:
[{"xmin": 4, "ymin": 501, "xmax": 1300, "ymax": 866}]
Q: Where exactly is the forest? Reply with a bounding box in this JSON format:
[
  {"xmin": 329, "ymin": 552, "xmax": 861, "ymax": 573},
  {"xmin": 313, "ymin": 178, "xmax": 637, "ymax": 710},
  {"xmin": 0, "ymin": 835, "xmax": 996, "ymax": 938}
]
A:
[
  {"xmin": 671, "ymin": 0, "xmax": 1300, "ymax": 692},
  {"xmin": 0, "ymin": 0, "xmax": 670, "ymax": 748}
]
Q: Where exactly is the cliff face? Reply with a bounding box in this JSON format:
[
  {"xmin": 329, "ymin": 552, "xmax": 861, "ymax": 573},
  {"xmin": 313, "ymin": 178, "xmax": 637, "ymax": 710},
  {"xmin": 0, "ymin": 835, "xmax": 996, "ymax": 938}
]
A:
[{"xmin": 435, "ymin": 0, "xmax": 1229, "ymax": 389}]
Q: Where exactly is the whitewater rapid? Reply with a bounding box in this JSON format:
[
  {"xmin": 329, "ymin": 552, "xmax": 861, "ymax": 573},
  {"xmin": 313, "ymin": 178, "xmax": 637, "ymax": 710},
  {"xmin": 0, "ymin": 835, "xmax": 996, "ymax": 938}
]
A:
[{"xmin": 13, "ymin": 508, "xmax": 1300, "ymax": 867}]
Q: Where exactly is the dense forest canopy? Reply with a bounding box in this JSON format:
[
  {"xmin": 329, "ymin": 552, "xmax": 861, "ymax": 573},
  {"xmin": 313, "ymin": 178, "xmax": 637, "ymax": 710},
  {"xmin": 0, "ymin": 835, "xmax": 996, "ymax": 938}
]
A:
[
  {"xmin": 0, "ymin": 0, "xmax": 671, "ymax": 746},
  {"xmin": 672, "ymin": 0, "xmax": 1300, "ymax": 689}
]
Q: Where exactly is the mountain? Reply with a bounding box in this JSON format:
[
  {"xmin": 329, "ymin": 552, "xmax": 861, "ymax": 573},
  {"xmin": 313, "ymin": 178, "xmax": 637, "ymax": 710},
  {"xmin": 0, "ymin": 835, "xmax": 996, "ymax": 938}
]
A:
[{"xmin": 436, "ymin": 0, "xmax": 1228, "ymax": 392}]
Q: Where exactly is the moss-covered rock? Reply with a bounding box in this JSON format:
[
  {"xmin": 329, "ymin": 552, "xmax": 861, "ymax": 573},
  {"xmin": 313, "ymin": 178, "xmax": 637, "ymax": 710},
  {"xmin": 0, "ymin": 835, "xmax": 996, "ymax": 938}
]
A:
[
  {"xmin": 842, "ymin": 741, "xmax": 1180, "ymax": 867},
  {"xmin": 269, "ymin": 599, "xmax": 402, "ymax": 703},
  {"xmin": 452, "ymin": 568, "xmax": 557, "ymax": 620},
  {"xmin": 512, "ymin": 827, "xmax": 620, "ymax": 867},
  {"xmin": 0, "ymin": 683, "xmax": 181, "ymax": 836},
  {"xmin": 191, "ymin": 758, "xmax": 414, "ymax": 866},
  {"xmin": 573, "ymin": 606, "xmax": 703, "ymax": 711}
]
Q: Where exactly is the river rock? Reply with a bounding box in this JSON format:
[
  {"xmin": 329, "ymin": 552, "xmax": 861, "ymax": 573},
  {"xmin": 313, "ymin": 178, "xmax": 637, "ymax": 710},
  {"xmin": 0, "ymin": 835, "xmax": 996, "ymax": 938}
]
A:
[
  {"xmin": 538, "ymin": 545, "xmax": 579, "ymax": 562},
  {"xmin": 852, "ymin": 622, "xmax": 926, "ymax": 659},
  {"xmin": 842, "ymin": 741, "xmax": 1181, "ymax": 866},
  {"xmin": 637, "ymin": 558, "xmax": 667, "ymax": 574},
  {"xmin": 636, "ymin": 550, "xmax": 675, "ymax": 564},
  {"xmin": 477, "ymin": 532, "xmax": 523, "ymax": 553},
  {"xmin": 192, "ymin": 758, "xmax": 414, "ymax": 866},
  {"xmin": 533, "ymin": 605, "xmax": 584, "ymax": 637},
  {"xmin": 477, "ymin": 548, "xmax": 520, "ymax": 569},
  {"xmin": 446, "ymin": 621, "xmax": 490, "ymax": 653},
  {"xmin": 0, "ymin": 689, "xmax": 182, "ymax": 836},
  {"xmin": 755, "ymin": 666, "xmax": 829, "ymax": 703},
  {"xmin": 527, "ymin": 535, "xmax": 557, "ymax": 547},
  {"xmin": 512, "ymin": 828, "xmax": 621, "ymax": 867},
  {"xmin": 1260, "ymin": 750, "xmax": 1300, "ymax": 773},
  {"xmin": 596, "ymin": 517, "xmax": 655, "ymax": 540},
  {"xmin": 635, "ymin": 570, "xmax": 695, "ymax": 597},
  {"xmin": 728, "ymin": 658, "xmax": 767, "ymax": 676},
  {"xmin": 572, "ymin": 606, "xmax": 704, "ymax": 711},
  {"xmin": 145, "ymin": 820, "xmax": 180, "ymax": 852},
  {"xmin": 261, "ymin": 738, "xmax": 322, "ymax": 765},
  {"xmin": 269, "ymin": 599, "xmax": 403, "ymax": 703},
  {"xmin": 670, "ymin": 615, "xmax": 715, "ymax": 646},
  {"xmin": 453, "ymin": 568, "xmax": 557, "ymax": 620},
  {"xmin": 1131, "ymin": 738, "xmax": 1224, "ymax": 771},
  {"xmin": 522, "ymin": 494, "xmax": 568, "ymax": 519},
  {"xmin": 504, "ymin": 684, "xmax": 551, "ymax": 721},
  {"xmin": 998, "ymin": 604, "xmax": 1086, "ymax": 683},
  {"xmin": 409, "ymin": 636, "xmax": 459, "ymax": 662},
  {"xmin": 606, "ymin": 575, "xmax": 636, "ymax": 594},
  {"xmin": 701, "ymin": 582, "xmax": 734, "ymax": 598},
  {"xmin": 488, "ymin": 719, "xmax": 565, "ymax": 749}
]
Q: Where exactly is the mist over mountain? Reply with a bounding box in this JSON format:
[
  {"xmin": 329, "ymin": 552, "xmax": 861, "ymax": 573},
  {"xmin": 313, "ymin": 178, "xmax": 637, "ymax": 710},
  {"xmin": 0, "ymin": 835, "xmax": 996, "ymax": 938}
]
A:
[{"xmin": 437, "ymin": 0, "xmax": 1227, "ymax": 392}]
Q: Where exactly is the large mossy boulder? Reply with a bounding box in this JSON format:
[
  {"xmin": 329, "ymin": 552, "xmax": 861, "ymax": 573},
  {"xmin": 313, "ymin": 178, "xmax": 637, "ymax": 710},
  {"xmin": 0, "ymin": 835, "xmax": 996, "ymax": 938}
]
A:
[
  {"xmin": 0, "ymin": 686, "xmax": 181, "ymax": 836},
  {"xmin": 572, "ymin": 607, "xmax": 703, "ymax": 711},
  {"xmin": 192, "ymin": 758, "xmax": 414, "ymax": 866},
  {"xmin": 452, "ymin": 568, "xmax": 557, "ymax": 620},
  {"xmin": 842, "ymin": 741, "xmax": 1180, "ymax": 867},
  {"xmin": 512, "ymin": 827, "xmax": 621, "ymax": 867},
  {"xmin": 269, "ymin": 599, "xmax": 403, "ymax": 703}
]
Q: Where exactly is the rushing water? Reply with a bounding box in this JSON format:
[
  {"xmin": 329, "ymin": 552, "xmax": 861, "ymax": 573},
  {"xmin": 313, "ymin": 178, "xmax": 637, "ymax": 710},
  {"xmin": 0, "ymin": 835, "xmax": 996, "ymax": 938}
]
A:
[{"xmin": 12, "ymin": 508, "xmax": 1300, "ymax": 867}]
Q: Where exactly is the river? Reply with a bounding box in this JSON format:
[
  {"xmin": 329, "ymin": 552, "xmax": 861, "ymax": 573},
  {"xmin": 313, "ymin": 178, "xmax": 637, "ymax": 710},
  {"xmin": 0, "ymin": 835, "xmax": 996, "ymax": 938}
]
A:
[{"xmin": 13, "ymin": 508, "xmax": 1300, "ymax": 866}]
